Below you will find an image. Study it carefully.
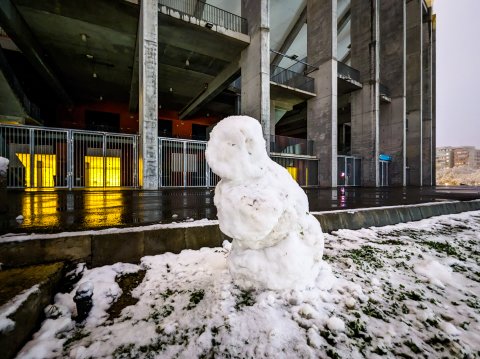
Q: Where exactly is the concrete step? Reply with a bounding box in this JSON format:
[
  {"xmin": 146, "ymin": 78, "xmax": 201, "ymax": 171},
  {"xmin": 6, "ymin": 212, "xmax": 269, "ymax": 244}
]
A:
[{"xmin": 0, "ymin": 262, "xmax": 64, "ymax": 359}]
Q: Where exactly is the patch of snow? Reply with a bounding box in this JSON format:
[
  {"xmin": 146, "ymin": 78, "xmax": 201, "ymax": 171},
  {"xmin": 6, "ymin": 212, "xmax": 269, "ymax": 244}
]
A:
[
  {"xmin": 0, "ymin": 285, "xmax": 40, "ymax": 333},
  {"xmin": 414, "ymin": 257, "xmax": 453, "ymax": 288},
  {"xmin": 0, "ymin": 156, "xmax": 8, "ymax": 175},
  {"xmin": 15, "ymin": 210, "xmax": 480, "ymax": 358}
]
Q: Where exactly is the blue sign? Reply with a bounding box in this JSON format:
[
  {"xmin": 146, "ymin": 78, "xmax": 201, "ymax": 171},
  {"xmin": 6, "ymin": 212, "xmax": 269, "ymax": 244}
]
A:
[{"xmin": 379, "ymin": 154, "xmax": 392, "ymax": 162}]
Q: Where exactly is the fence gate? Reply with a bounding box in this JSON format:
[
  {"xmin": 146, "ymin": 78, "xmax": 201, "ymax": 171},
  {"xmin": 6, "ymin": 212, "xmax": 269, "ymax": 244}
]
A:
[
  {"xmin": 0, "ymin": 125, "xmax": 69, "ymax": 188},
  {"xmin": 72, "ymin": 131, "xmax": 138, "ymax": 188},
  {"xmin": 158, "ymin": 137, "xmax": 219, "ymax": 187}
]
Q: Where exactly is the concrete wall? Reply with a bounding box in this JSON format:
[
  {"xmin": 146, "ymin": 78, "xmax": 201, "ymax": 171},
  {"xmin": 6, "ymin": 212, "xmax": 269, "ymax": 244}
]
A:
[
  {"xmin": 406, "ymin": 0, "xmax": 423, "ymax": 186},
  {"xmin": 1, "ymin": 200, "xmax": 480, "ymax": 269},
  {"xmin": 379, "ymin": 0, "xmax": 406, "ymax": 186},
  {"xmin": 350, "ymin": 0, "xmax": 380, "ymax": 187},
  {"xmin": 306, "ymin": 0, "xmax": 338, "ymax": 188}
]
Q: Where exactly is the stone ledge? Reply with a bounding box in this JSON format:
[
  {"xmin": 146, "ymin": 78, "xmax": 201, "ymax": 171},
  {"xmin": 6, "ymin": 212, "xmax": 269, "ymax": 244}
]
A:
[{"xmin": 0, "ymin": 200, "xmax": 479, "ymax": 269}]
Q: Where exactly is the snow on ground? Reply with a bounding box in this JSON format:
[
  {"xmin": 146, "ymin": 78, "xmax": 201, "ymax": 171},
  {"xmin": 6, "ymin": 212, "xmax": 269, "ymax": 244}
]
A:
[
  {"xmin": 16, "ymin": 211, "xmax": 480, "ymax": 359},
  {"xmin": 0, "ymin": 156, "xmax": 8, "ymax": 175}
]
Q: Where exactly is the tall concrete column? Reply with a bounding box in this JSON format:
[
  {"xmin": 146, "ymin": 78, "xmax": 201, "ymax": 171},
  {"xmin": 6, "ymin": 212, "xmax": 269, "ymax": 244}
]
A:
[
  {"xmin": 406, "ymin": 0, "xmax": 423, "ymax": 186},
  {"xmin": 422, "ymin": 8, "xmax": 434, "ymax": 186},
  {"xmin": 306, "ymin": 0, "xmax": 337, "ymax": 188},
  {"xmin": 379, "ymin": 0, "xmax": 407, "ymax": 186},
  {"xmin": 139, "ymin": 0, "xmax": 158, "ymax": 189},
  {"xmin": 431, "ymin": 16, "xmax": 436, "ymax": 185},
  {"xmin": 351, "ymin": 0, "xmax": 380, "ymax": 187},
  {"xmin": 241, "ymin": 0, "xmax": 270, "ymax": 151}
]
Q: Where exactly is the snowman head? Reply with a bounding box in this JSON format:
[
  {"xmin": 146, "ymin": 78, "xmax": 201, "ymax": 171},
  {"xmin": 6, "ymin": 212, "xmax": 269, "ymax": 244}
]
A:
[{"xmin": 206, "ymin": 116, "xmax": 270, "ymax": 181}]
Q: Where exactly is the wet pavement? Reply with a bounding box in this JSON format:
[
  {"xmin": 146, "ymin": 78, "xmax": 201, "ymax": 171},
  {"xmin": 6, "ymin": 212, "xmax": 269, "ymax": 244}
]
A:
[{"xmin": 0, "ymin": 186, "xmax": 479, "ymax": 235}]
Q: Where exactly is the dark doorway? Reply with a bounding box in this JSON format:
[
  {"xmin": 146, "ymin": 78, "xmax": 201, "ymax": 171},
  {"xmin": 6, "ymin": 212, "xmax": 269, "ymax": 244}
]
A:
[
  {"xmin": 158, "ymin": 119, "xmax": 173, "ymax": 137},
  {"xmin": 192, "ymin": 124, "xmax": 208, "ymax": 141},
  {"xmin": 85, "ymin": 111, "xmax": 120, "ymax": 133}
]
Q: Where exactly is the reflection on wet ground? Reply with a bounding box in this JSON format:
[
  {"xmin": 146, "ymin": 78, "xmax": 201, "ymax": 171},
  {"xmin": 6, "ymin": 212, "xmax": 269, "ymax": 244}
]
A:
[{"xmin": 0, "ymin": 186, "xmax": 479, "ymax": 235}]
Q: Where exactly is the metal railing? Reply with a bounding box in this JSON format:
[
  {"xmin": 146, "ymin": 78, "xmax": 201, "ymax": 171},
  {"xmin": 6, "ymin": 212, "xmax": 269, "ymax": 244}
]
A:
[
  {"xmin": 270, "ymin": 135, "xmax": 314, "ymax": 156},
  {"xmin": 0, "ymin": 48, "xmax": 42, "ymax": 121},
  {"xmin": 271, "ymin": 155, "xmax": 318, "ymax": 187},
  {"xmin": 158, "ymin": 137, "xmax": 219, "ymax": 187},
  {"xmin": 379, "ymin": 83, "xmax": 391, "ymax": 99},
  {"xmin": 337, "ymin": 61, "xmax": 361, "ymax": 84},
  {"xmin": 0, "ymin": 124, "xmax": 138, "ymax": 189},
  {"xmin": 158, "ymin": 0, "xmax": 248, "ymax": 34},
  {"xmin": 270, "ymin": 65, "xmax": 314, "ymax": 93}
]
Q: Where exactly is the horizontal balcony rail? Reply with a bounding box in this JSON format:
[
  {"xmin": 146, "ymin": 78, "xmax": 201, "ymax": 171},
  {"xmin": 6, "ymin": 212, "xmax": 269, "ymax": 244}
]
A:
[
  {"xmin": 337, "ymin": 61, "xmax": 361, "ymax": 84},
  {"xmin": 379, "ymin": 83, "xmax": 391, "ymax": 98},
  {"xmin": 270, "ymin": 135, "xmax": 314, "ymax": 156},
  {"xmin": 270, "ymin": 65, "xmax": 314, "ymax": 93},
  {"xmin": 158, "ymin": 0, "xmax": 248, "ymax": 34}
]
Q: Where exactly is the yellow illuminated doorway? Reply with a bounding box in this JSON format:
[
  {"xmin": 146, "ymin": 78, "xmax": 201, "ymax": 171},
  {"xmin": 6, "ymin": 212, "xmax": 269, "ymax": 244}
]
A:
[
  {"xmin": 17, "ymin": 153, "xmax": 57, "ymax": 187},
  {"xmin": 85, "ymin": 156, "xmax": 121, "ymax": 187}
]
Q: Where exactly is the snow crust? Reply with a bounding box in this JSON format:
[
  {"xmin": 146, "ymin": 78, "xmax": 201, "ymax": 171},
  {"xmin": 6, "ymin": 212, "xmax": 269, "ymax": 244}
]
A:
[
  {"xmin": 0, "ymin": 285, "xmax": 39, "ymax": 333},
  {"xmin": 14, "ymin": 210, "xmax": 480, "ymax": 359},
  {"xmin": 0, "ymin": 156, "xmax": 8, "ymax": 175},
  {"xmin": 205, "ymin": 116, "xmax": 325, "ymax": 290}
]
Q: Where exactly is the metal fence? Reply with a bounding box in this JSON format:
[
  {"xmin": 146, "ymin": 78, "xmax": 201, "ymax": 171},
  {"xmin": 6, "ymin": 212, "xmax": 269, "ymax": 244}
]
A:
[
  {"xmin": 159, "ymin": 137, "xmax": 219, "ymax": 187},
  {"xmin": 271, "ymin": 155, "xmax": 318, "ymax": 187},
  {"xmin": 270, "ymin": 135, "xmax": 314, "ymax": 156},
  {"xmin": 270, "ymin": 65, "xmax": 315, "ymax": 93},
  {"xmin": 158, "ymin": 0, "xmax": 248, "ymax": 34},
  {"xmin": 0, "ymin": 124, "xmax": 138, "ymax": 189}
]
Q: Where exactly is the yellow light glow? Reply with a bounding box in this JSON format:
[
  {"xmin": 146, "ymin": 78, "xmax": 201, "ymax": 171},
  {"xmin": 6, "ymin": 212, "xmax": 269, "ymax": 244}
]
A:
[
  {"xmin": 84, "ymin": 191, "xmax": 124, "ymax": 227},
  {"xmin": 286, "ymin": 166, "xmax": 298, "ymax": 181},
  {"xmin": 21, "ymin": 192, "xmax": 59, "ymax": 227},
  {"xmin": 85, "ymin": 156, "xmax": 121, "ymax": 187},
  {"xmin": 17, "ymin": 153, "xmax": 57, "ymax": 187}
]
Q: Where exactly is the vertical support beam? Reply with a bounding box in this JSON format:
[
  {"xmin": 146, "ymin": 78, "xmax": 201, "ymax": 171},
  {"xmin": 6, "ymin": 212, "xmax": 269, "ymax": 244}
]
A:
[
  {"xmin": 240, "ymin": 0, "xmax": 271, "ymax": 152},
  {"xmin": 431, "ymin": 15, "xmax": 436, "ymax": 185},
  {"xmin": 139, "ymin": 0, "xmax": 159, "ymax": 190},
  {"xmin": 379, "ymin": 0, "xmax": 407, "ymax": 186},
  {"xmin": 306, "ymin": 0, "xmax": 338, "ymax": 188},
  {"xmin": 422, "ymin": 8, "xmax": 433, "ymax": 186},
  {"xmin": 350, "ymin": 0, "xmax": 380, "ymax": 187},
  {"xmin": 406, "ymin": 0, "xmax": 423, "ymax": 186}
]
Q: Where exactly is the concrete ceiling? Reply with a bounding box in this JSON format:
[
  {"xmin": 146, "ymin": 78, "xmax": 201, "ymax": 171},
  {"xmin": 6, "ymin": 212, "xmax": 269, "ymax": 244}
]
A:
[{"xmin": 3, "ymin": 0, "xmax": 247, "ymax": 118}]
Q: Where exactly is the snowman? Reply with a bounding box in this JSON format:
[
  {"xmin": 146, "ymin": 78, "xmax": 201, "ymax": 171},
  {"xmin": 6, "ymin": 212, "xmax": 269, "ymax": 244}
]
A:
[{"xmin": 206, "ymin": 116, "xmax": 325, "ymax": 290}]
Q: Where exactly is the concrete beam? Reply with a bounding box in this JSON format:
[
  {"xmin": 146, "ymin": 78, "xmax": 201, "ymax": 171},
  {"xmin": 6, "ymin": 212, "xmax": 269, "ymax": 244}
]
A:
[
  {"xmin": 270, "ymin": 6, "xmax": 307, "ymax": 68},
  {"xmin": 139, "ymin": 0, "xmax": 159, "ymax": 189},
  {"xmin": 406, "ymin": 0, "xmax": 423, "ymax": 186},
  {"xmin": 306, "ymin": 0, "xmax": 337, "ymax": 188},
  {"xmin": 350, "ymin": 0, "xmax": 380, "ymax": 187},
  {"xmin": 0, "ymin": 0, "xmax": 72, "ymax": 105},
  {"xmin": 179, "ymin": 60, "xmax": 240, "ymax": 119},
  {"xmin": 422, "ymin": 10, "xmax": 433, "ymax": 186},
  {"xmin": 379, "ymin": 0, "xmax": 407, "ymax": 186},
  {"xmin": 240, "ymin": 0, "xmax": 270, "ymax": 151}
]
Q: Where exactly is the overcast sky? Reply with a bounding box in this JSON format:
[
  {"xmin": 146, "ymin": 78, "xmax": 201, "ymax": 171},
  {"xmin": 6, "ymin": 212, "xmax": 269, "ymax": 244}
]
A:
[{"xmin": 435, "ymin": 0, "xmax": 480, "ymax": 148}]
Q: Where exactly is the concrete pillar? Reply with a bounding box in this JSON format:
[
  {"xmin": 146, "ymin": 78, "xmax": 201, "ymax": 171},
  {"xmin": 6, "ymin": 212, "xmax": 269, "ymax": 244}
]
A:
[
  {"xmin": 406, "ymin": 0, "xmax": 423, "ymax": 186},
  {"xmin": 422, "ymin": 8, "xmax": 434, "ymax": 186},
  {"xmin": 306, "ymin": 0, "xmax": 337, "ymax": 188},
  {"xmin": 431, "ymin": 17, "xmax": 436, "ymax": 185},
  {"xmin": 241, "ymin": 0, "xmax": 270, "ymax": 152},
  {"xmin": 351, "ymin": 0, "xmax": 380, "ymax": 187},
  {"xmin": 139, "ymin": 0, "xmax": 158, "ymax": 189},
  {"xmin": 379, "ymin": 0, "xmax": 406, "ymax": 186}
]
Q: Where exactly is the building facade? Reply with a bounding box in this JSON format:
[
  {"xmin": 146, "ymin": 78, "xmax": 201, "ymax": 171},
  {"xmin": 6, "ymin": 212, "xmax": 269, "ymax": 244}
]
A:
[
  {"xmin": 0, "ymin": 0, "xmax": 436, "ymax": 189},
  {"xmin": 437, "ymin": 146, "xmax": 480, "ymax": 169}
]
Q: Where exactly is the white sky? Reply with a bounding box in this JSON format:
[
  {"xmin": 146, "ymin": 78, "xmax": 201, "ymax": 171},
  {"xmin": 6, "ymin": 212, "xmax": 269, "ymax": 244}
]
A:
[{"xmin": 435, "ymin": 0, "xmax": 480, "ymax": 148}]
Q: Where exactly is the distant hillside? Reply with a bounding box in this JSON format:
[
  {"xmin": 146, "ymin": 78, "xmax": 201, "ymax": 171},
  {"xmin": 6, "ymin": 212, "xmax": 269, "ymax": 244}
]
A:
[{"xmin": 436, "ymin": 166, "xmax": 480, "ymax": 186}]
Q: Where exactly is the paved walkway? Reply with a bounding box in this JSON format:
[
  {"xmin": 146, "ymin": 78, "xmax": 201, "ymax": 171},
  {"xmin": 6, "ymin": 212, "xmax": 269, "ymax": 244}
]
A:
[{"xmin": 0, "ymin": 186, "xmax": 479, "ymax": 235}]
